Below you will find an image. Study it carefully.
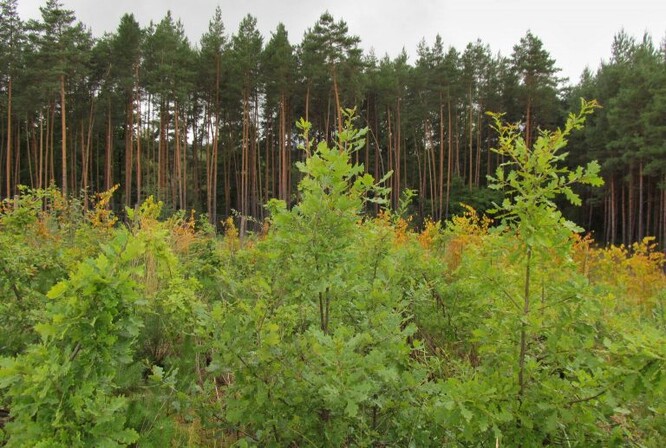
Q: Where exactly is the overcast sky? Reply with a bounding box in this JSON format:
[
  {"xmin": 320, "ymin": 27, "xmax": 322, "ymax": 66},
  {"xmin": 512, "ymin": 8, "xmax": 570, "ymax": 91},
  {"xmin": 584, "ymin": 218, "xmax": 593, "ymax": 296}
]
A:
[{"xmin": 15, "ymin": 0, "xmax": 666, "ymax": 84}]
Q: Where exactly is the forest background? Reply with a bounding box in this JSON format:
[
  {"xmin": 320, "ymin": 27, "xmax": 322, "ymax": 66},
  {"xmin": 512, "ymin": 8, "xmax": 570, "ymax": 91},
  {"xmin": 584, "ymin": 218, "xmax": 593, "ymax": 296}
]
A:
[{"xmin": 0, "ymin": 0, "xmax": 665, "ymax": 246}]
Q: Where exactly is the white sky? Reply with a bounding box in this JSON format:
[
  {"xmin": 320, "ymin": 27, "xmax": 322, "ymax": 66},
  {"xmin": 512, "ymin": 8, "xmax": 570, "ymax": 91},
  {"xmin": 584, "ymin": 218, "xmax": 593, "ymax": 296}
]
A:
[{"xmin": 16, "ymin": 0, "xmax": 666, "ymax": 84}]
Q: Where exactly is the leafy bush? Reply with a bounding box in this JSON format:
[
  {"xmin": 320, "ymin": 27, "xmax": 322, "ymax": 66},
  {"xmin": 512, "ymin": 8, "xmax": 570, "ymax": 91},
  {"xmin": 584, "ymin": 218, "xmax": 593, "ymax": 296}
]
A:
[{"xmin": 1, "ymin": 104, "xmax": 664, "ymax": 447}]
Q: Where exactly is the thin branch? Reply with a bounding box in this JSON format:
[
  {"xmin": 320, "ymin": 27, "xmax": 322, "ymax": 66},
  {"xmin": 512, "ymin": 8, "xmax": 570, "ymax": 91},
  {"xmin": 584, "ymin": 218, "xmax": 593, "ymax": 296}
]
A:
[{"xmin": 567, "ymin": 388, "xmax": 606, "ymax": 405}]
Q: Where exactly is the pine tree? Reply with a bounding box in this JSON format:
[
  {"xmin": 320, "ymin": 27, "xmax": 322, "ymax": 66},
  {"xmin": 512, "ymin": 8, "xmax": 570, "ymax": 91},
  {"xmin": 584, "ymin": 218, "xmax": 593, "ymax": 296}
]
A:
[
  {"xmin": 142, "ymin": 11, "xmax": 195, "ymax": 206},
  {"xmin": 262, "ymin": 23, "xmax": 296, "ymax": 203},
  {"xmin": 35, "ymin": 0, "xmax": 91, "ymax": 195},
  {"xmin": 0, "ymin": 0, "xmax": 23, "ymax": 198},
  {"xmin": 230, "ymin": 14, "xmax": 263, "ymax": 229},
  {"xmin": 511, "ymin": 31, "xmax": 561, "ymax": 147},
  {"xmin": 300, "ymin": 12, "xmax": 362, "ymax": 138},
  {"xmin": 110, "ymin": 14, "xmax": 142, "ymax": 206},
  {"xmin": 198, "ymin": 6, "xmax": 227, "ymax": 223}
]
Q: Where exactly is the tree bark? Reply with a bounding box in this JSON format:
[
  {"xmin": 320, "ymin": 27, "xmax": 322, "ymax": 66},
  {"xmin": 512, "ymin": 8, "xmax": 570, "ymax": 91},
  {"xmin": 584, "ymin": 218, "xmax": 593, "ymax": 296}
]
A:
[
  {"xmin": 60, "ymin": 74, "xmax": 67, "ymax": 195},
  {"xmin": 445, "ymin": 95, "xmax": 453, "ymax": 219},
  {"xmin": 438, "ymin": 100, "xmax": 445, "ymax": 220},
  {"xmin": 105, "ymin": 102, "xmax": 112, "ymax": 192},
  {"xmin": 468, "ymin": 86, "xmax": 474, "ymax": 189},
  {"xmin": 135, "ymin": 80, "xmax": 142, "ymax": 204},
  {"xmin": 5, "ymin": 76, "xmax": 12, "ymax": 198},
  {"xmin": 518, "ymin": 246, "xmax": 532, "ymax": 400},
  {"xmin": 174, "ymin": 102, "xmax": 183, "ymax": 209},
  {"xmin": 124, "ymin": 93, "xmax": 134, "ymax": 206},
  {"xmin": 638, "ymin": 161, "xmax": 644, "ymax": 241}
]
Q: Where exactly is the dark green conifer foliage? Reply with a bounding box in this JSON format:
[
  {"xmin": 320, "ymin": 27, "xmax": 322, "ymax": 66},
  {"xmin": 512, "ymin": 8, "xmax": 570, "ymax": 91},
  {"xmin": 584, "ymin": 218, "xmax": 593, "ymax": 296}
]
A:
[{"xmin": 511, "ymin": 30, "xmax": 562, "ymax": 146}]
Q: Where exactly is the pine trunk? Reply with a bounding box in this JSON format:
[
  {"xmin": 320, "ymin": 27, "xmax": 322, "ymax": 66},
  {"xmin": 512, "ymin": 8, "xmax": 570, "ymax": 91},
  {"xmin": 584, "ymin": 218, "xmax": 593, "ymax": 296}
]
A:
[
  {"xmin": 5, "ymin": 77, "xmax": 12, "ymax": 198},
  {"xmin": 135, "ymin": 69, "xmax": 142, "ymax": 204},
  {"xmin": 638, "ymin": 161, "xmax": 644, "ymax": 241},
  {"xmin": 332, "ymin": 70, "xmax": 343, "ymax": 138},
  {"xmin": 438, "ymin": 100, "xmax": 444, "ymax": 220},
  {"xmin": 468, "ymin": 87, "xmax": 473, "ymax": 189},
  {"xmin": 212, "ymin": 110, "xmax": 220, "ymax": 225},
  {"xmin": 445, "ymin": 96, "xmax": 453, "ymax": 218},
  {"xmin": 124, "ymin": 95, "xmax": 134, "ymax": 206},
  {"xmin": 395, "ymin": 98, "xmax": 402, "ymax": 209},
  {"xmin": 60, "ymin": 75, "xmax": 67, "ymax": 195},
  {"xmin": 175, "ymin": 104, "xmax": 183, "ymax": 208},
  {"xmin": 105, "ymin": 103, "xmax": 112, "ymax": 192}
]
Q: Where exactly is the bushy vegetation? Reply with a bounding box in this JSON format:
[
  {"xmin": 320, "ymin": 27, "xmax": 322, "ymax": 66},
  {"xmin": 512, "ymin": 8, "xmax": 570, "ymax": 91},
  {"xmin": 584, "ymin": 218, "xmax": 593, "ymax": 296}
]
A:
[{"xmin": 1, "ymin": 106, "xmax": 664, "ymax": 447}]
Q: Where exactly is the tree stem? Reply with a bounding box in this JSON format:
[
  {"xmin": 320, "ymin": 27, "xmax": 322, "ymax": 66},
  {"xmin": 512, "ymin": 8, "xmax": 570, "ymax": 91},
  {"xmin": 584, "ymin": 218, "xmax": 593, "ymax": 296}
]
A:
[{"xmin": 518, "ymin": 245, "xmax": 532, "ymax": 400}]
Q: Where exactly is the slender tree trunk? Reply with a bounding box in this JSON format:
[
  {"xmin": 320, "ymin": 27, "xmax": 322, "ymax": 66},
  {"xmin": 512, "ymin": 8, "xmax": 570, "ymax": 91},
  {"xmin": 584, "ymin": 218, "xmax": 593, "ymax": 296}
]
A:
[
  {"xmin": 212, "ymin": 110, "xmax": 220, "ymax": 225},
  {"xmin": 38, "ymin": 113, "xmax": 44, "ymax": 189},
  {"xmin": 454, "ymin": 116, "xmax": 460, "ymax": 178},
  {"xmin": 175, "ymin": 102, "xmax": 183, "ymax": 209},
  {"xmin": 629, "ymin": 167, "xmax": 634, "ymax": 244},
  {"xmin": 403, "ymin": 130, "xmax": 408, "ymax": 199},
  {"xmin": 5, "ymin": 77, "xmax": 12, "ymax": 198},
  {"xmin": 475, "ymin": 107, "xmax": 482, "ymax": 187},
  {"xmin": 610, "ymin": 176, "xmax": 616, "ymax": 245},
  {"xmin": 28, "ymin": 118, "xmax": 36, "ymax": 188},
  {"xmin": 387, "ymin": 108, "xmax": 394, "ymax": 208},
  {"xmin": 184, "ymin": 109, "xmax": 190, "ymax": 209},
  {"xmin": 60, "ymin": 74, "xmax": 67, "ymax": 195},
  {"xmin": 661, "ymin": 176, "xmax": 665, "ymax": 252},
  {"xmin": 83, "ymin": 100, "xmax": 94, "ymax": 209},
  {"xmin": 426, "ymin": 121, "xmax": 436, "ymax": 215},
  {"xmin": 525, "ymin": 96, "xmax": 532, "ymax": 148},
  {"xmin": 135, "ymin": 84, "xmax": 142, "ymax": 204},
  {"xmin": 438, "ymin": 100, "xmax": 445, "ymax": 220},
  {"xmin": 241, "ymin": 88, "xmax": 250, "ymax": 236},
  {"xmin": 158, "ymin": 99, "xmax": 166, "ymax": 200},
  {"xmin": 396, "ymin": 98, "xmax": 402, "ymax": 206},
  {"xmin": 254, "ymin": 93, "xmax": 261, "ymax": 218},
  {"xmin": 223, "ymin": 124, "xmax": 230, "ymax": 217},
  {"xmin": 416, "ymin": 141, "xmax": 424, "ymax": 217},
  {"xmin": 325, "ymin": 95, "xmax": 331, "ymax": 141},
  {"xmin": 72, "ymin": 122, "xmax": 78, "ymax": 194},
  {"xmin": 468, "ymin": 86, "xmax": 473, "ymax": 189},
  {"xmin": 305, "ymin": 83, "xmax": 311, "ymax": 154},
  {"xmin": 70, "ymin": 121, "xmax": 76, "ymax": 192},
  {"xmin": 264, "ymin": 118, "xmax": 270, "ymax": 205},
  {"xmin": 49, "ymin": 102, "xmax": 55, "ymax": 185},
  {"xmin": 445, "ymin": 95, "xmax": 453, "ymax": 219},
  {"xmin": 638, "ymin": 161, "xmax": 644, "ymax": 241},
  {"xmin": 279, "ymin": 93, "xmax": 287, "ymax": 201},
  {"xmin": 373, "ymin": 108, "xmax": 379, "ymax": 179},
  {"xmin": 332, "ymin": 70, "xmax": 343, "ymax": 138},
  {"xmin": 518, "ymin": 246, "xmax": 532, "ymax": 400},
  {"xmin": 12, "ymin": 122, "xmax": 20, "ymax": 191},
  {"xmin": 105, "ymin": 103, "xmax": 112, "ymax": 192},
  {"xmin": 621, "ymin": 182, "xmax": 627, "ymax": 245},
  {"xmin": 646, "ymin": 178, "xmax": 652, "ymax": 238},
  {"xmin": 124, "ymin": 94, "xmax": 134, "ymax": 206},
  {"xmin": 287, "ymin": 101, "xmax": 293, "ymax": 202},
  {"xmin": 486, "ymin": 125, "xmax": 493, "ymax": 180},
  {"xmin": 364, "ymin": 95, "xmax": 371, "ymax": 174}
]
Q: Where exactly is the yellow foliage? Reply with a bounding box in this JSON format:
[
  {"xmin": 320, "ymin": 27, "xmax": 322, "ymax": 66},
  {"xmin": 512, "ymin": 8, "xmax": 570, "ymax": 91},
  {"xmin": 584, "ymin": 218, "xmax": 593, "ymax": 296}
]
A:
[
  {"xmin": 444, "ymin": 204, "xmax": 492, "ymax": 271},
  {"xmin": 418, "ymin": 218, "xmax": 441, "ymax": 250},
  {"xmin": 87, "ymin": 185, "xmax": 119, "ymax": 230},
  {"xmin": 448, "ymin": 204, "xmax": 492, "ymax": 237},
  {"xmin": 393, "ymin": 216, "xmax": 411, "ymax": 247},
  {"xmin": 136, "ymin": 196, "xmax": 162, "ymax": 232},
  {"xmin": 574, "ymin": 236, "xmax": 666, "ymax": 311},
  {"xmin": 170, "ymin": 210, "xmax": 197, "ymax": 254},
  {"xmin": 35, "ymin": 187, "xmax": 70, "ymax": 240},
  {"xmin": 222, "ymin": 217, "xmax": 240, "ymax": 253}
]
